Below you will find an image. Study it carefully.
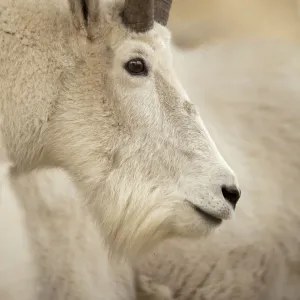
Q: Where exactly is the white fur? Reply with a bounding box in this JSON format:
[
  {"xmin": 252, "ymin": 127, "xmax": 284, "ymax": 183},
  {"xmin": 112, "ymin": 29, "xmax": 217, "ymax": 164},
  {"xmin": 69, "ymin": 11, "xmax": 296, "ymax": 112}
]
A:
[
  {"xmin": 0, "ymin": 165, "xmax": 139, "ymax": 300},
  {"xmin": 0, "ymin": 0, "xmax": 237, "ymax": 258},
  {"xmin": 2, "ymin": 37, "xmax": 300, "ymax": 300},
  {"xmin": 2, "ymin": 12, "xmax": 300, "ymax": 300},
  {"xmin": 0, "ymin": 0, "xmax": 238, "ymax": 299}
]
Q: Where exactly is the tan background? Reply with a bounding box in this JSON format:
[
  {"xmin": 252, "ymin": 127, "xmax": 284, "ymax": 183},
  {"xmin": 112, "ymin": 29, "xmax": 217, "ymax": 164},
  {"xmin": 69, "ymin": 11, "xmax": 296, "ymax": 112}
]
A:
[{"xmin": 169, "ymin": 0, "xmax": 300, "ymax": 48}]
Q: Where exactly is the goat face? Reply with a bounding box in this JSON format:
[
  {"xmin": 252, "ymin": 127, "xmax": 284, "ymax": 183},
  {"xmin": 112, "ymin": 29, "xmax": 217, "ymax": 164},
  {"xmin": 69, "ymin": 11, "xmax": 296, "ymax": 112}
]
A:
[{"xmin": 3, "ymin": 0, "xmax": 240, "ymax": 257}]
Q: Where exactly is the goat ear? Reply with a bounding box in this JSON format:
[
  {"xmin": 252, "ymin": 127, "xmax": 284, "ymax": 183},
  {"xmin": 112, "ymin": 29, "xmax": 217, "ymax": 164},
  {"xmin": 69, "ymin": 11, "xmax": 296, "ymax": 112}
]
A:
[{"xmin": 68, "ymin": 0, "xmax": 100, "ymax": 37}]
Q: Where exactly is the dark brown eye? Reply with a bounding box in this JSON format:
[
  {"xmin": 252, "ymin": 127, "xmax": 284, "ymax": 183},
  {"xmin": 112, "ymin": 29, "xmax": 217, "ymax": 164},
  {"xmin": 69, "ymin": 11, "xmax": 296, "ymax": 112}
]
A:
[{"xmin": 124, "ymin": 58, "xmax": 148, "ymax": 76}]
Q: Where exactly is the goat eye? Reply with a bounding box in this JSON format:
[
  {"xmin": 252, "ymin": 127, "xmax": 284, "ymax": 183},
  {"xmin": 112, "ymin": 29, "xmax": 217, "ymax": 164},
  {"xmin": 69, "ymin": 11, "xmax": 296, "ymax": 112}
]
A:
[{"xmin": 124, "ymin": 58, "xmax": 147, "ymax": 76}]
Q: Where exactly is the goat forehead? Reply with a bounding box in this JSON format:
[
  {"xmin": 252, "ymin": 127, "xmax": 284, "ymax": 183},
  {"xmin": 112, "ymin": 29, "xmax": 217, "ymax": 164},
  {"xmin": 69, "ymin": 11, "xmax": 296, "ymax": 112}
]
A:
[{"xmin": 110, "ymin": 30, "xmax": 169, "ymax": 56}]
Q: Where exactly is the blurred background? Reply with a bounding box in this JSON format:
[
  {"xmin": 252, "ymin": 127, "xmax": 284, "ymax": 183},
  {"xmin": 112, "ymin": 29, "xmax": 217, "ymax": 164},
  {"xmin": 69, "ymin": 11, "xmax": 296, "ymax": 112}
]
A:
[{"xmin": 168, "ymin": 0, "xmax": 300, "ymax": 48}]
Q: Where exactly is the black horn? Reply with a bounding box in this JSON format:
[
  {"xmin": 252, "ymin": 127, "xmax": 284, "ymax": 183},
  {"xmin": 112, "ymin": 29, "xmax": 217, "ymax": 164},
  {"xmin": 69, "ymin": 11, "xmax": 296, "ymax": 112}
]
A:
[
  {"xmin": 122, "ymin": 0, "xmax": 154, "ymax": 32},
  {"xmin": 155, "ymin": 0, "xmax": 173, "ymax": 26}
]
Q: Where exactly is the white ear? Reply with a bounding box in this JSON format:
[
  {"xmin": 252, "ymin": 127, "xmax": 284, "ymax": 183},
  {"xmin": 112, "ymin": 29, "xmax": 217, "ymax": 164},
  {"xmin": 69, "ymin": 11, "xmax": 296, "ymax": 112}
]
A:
[{"xmin": 68, "ymin": 0, "xmax": 100, "ymax": 38}]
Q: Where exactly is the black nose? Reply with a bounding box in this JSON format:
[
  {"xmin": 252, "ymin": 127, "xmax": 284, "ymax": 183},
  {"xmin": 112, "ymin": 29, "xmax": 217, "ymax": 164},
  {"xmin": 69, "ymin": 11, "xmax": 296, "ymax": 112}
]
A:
[{"xmin": 221, "ymin": 185, "xmax": 241, "ymax": 209}]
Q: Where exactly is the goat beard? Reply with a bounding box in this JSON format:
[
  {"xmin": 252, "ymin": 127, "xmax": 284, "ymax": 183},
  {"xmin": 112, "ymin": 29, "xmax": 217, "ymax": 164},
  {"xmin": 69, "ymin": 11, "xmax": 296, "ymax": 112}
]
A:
[
  {"xmin": 84, "ymin": 182, "xmax": 176, "ymax": 260},
  {"xmin": 7, "ymin": 162, "xmax": 175, "ymax": 260}
]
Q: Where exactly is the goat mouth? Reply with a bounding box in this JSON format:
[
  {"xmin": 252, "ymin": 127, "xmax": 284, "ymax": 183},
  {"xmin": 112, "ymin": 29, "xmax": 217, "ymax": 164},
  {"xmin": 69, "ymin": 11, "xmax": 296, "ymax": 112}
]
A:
[{"xmin": 187, "ymin": 201, "xmax": 223, "ymax": 225}]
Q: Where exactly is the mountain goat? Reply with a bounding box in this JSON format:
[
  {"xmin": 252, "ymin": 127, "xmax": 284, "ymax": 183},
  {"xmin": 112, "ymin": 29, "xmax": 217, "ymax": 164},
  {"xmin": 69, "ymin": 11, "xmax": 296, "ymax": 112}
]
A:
[
  {"xmin": 0, "ymin": 0, "xmax": 240, "ymax": 256},
  {"xmin": 3, "ymin": 38, "xmax": 300, "ymax": 300},
  {"xmin": 0, "ymin": 0, "xmax": 241, "ymax": 299}
]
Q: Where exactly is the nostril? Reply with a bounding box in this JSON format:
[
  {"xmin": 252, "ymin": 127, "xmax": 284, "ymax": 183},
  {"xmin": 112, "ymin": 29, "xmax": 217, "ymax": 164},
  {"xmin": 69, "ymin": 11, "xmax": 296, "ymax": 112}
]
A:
[{"xmin": 221, "ymin": 185, "xmax": 241, "ymax": 209}]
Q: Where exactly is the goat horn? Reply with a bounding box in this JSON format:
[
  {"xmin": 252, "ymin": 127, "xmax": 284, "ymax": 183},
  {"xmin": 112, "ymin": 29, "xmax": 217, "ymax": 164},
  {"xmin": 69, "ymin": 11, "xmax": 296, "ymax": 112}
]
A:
[
  {"xmin": 122, "ymin": 0, "xmax": 154, "ymax": 33},
  {"xmin": 155, "ymin": 0, "xmax": 173, "ymax": 26}
]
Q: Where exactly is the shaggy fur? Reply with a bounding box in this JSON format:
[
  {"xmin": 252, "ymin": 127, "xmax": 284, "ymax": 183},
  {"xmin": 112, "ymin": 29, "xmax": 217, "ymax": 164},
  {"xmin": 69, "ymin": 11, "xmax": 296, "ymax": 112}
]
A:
[
  {"xmin": 0, "ymin": 163, "xmax": 174, "ymax": 300},
  {"xmin": 0, "ymin": 0, "xmax": 239, "ymax": 299},
  {"xmin": 0, "ymin": 0, "xmax": 238, "ymax": 260},
  {"xmin": 2, "ymin": 38, "xmax": 300, "ymax": 300},
  {"xmin": 2, "ymin": 5, "xmax": 300, "ymax": 297},
  {"xmin": 137, "ymin": 40, "xmax": 300, "ymax": 300}
]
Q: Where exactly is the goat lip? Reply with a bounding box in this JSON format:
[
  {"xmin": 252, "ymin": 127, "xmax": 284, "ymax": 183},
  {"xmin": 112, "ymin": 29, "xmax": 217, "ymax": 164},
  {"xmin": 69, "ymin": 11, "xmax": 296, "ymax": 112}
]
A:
[{"xmin": 187, "ymin": 201, "xmax": 223, "ymax": 224}]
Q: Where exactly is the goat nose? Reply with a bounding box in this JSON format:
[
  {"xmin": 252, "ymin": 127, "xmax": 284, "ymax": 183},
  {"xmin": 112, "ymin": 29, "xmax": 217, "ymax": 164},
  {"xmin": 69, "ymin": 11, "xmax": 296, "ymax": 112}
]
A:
[{"xmin": 221, "ymin": 185, "xmax": 241, "ymax": 209}]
